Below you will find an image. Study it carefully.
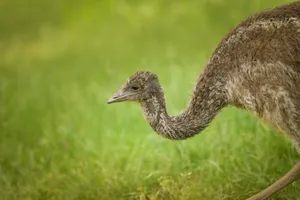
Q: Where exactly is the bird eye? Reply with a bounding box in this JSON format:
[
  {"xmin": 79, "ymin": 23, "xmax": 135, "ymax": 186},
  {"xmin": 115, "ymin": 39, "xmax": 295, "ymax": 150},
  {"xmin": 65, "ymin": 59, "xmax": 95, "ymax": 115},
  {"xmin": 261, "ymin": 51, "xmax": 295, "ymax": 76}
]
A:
[{"xmin": 131, "ymin": 86, "xmax": 139, "ymax": 90}]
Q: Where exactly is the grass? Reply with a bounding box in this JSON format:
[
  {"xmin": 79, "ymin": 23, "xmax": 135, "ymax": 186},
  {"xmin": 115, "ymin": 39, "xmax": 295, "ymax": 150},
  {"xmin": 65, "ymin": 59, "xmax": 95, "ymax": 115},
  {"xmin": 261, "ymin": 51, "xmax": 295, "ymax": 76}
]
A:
[{"xmin": 0, "ymin": 0, "xmax": 299, "ymax": 199}]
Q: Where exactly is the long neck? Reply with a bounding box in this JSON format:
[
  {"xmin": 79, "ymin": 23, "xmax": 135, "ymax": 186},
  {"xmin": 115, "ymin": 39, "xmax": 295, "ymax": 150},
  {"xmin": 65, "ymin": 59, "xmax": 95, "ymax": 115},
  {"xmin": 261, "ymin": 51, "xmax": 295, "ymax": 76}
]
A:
[{"xmin": 141, "ymin": 68, "xmax": 226, "ymax": 140}]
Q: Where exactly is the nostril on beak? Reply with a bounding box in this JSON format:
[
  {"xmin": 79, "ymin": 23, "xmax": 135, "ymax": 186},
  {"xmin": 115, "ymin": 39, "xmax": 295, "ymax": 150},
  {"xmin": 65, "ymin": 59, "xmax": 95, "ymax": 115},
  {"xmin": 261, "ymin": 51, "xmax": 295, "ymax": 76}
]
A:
[
  {"xmin": 111, "ymin": 96, "xmax": 118, "ymax": 100},
  {"xmin": 107, "ymin": 95, "xmax": 119, "ymax": 104},
  {"xmin": 108, "ymin": 89, "xmax": 124, "ymax": 104}
]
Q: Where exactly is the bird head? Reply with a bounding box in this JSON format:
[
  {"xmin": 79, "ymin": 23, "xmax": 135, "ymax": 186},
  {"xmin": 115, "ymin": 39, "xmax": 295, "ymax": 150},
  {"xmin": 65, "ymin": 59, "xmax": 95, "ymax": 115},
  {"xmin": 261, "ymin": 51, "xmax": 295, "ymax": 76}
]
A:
[{"xmin": 107, "ymin": 71, "xmax": 161, "ymax": 104}]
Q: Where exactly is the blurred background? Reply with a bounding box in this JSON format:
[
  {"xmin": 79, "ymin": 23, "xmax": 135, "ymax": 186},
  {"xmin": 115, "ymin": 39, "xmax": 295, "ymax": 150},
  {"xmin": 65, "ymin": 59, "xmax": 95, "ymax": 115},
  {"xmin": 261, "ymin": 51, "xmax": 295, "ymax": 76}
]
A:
[{"xmin": 0, "ymin": 0, "xmax": 299, "ymax": 199}]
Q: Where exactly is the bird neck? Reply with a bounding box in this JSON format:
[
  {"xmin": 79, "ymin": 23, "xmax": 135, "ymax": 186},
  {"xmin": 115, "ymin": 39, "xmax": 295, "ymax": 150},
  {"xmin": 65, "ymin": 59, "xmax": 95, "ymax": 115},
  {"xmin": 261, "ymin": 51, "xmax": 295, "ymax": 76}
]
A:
[{"xmin": 140, "ymin": 73, "xmax": 226, "ymax": 140}]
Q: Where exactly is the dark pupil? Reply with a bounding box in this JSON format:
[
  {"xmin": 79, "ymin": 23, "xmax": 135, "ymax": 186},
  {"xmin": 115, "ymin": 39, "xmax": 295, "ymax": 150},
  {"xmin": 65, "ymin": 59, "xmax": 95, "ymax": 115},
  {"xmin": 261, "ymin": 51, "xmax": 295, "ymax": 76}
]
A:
[{"xmin": 131, "ymin": 86, "xmax": 139, "ymax": 90}]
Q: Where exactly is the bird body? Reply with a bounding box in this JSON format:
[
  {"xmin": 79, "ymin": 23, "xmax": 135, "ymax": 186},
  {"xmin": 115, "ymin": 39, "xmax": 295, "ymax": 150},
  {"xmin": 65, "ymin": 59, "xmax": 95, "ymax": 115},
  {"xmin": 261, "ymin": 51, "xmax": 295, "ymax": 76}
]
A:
[
  {"xmin": 108, "ymin": 2, "xmax": 300, "ymax": 199},
  {"xmin": 213, "ymin": 1, "xmax": 300, "ymax": 152}
]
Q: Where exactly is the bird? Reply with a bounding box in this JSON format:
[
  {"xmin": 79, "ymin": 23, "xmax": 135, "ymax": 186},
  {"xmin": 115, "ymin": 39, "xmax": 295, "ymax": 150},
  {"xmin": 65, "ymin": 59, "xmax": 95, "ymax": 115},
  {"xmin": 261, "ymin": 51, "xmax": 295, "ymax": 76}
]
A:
[{"xmin": 107, "ymin": 2, "xmax": 300, "ymax": 200}]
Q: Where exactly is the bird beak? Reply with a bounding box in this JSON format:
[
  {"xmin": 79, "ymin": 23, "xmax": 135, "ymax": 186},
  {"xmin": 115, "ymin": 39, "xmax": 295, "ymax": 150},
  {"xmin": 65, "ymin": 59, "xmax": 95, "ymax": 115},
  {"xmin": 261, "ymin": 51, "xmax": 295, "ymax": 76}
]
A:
[{"xmin": 107, "ymin": 89, "xmax": 129, "ymax": 104}]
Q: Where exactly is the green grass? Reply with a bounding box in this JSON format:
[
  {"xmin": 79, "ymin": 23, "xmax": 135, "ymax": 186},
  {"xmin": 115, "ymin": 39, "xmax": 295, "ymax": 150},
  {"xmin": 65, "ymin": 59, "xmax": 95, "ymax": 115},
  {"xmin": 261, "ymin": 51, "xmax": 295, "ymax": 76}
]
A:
[{"xmin": 0, "ymin": 0, "xmax": 299, "ymax": 199}]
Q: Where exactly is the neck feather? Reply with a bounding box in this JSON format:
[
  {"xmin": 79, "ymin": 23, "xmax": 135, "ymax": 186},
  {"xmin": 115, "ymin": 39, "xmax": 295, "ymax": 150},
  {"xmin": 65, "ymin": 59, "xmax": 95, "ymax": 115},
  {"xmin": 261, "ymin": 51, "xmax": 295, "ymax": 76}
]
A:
[{"xmin": 140, "ymin": 71, "xmax": 226, "ymax": 140}]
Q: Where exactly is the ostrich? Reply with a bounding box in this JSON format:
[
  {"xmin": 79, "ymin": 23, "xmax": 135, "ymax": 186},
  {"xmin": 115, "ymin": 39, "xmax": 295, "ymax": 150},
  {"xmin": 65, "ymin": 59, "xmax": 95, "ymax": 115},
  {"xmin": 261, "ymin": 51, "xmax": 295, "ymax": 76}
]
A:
[{"xmin": 107, "ymin": 2, "xmax": 300, "ymax": 200}]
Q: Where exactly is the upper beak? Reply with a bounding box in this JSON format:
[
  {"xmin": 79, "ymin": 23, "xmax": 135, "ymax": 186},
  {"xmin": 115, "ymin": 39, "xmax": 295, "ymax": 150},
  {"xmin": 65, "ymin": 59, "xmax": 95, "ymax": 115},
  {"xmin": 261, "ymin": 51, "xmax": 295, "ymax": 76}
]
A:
[{"xmin": 107, "ymin": 89, "xmax": 128, "ymax": 104}]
